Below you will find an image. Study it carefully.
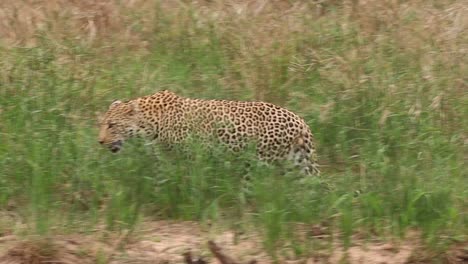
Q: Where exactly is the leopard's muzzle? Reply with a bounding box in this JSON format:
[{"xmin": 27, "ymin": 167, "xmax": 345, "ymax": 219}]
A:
[{"xmin": 109, "ymin": 140, "xmax": 123, "ymax": 153}]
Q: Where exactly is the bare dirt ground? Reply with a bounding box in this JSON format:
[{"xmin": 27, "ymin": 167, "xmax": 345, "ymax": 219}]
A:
[{"xmin": 1, "ymin": 220, "xmax": 466, "ymax": 264}]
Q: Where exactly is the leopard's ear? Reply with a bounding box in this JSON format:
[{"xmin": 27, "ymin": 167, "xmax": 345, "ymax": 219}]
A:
[
  {"xmin": 125, "ymin": 101, "xmax": 139, "ymax": 116},
  {"xmin": 110, "ymin": 100, "xmax": 122, "ymax": 108}
]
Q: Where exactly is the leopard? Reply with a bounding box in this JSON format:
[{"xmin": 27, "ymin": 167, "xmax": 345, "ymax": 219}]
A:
[{"xmin": 98, "ymin": 90, "xmax": 320, "ymax": 175}]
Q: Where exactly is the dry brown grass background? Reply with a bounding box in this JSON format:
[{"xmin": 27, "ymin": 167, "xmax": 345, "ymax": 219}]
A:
[
  {"xmin": 1, "ymin": 0, "xmax": 466, "ymax": 102},
  {"xmin": 1, "ymin": 1, "xmax": 466, "ymax": 48}
]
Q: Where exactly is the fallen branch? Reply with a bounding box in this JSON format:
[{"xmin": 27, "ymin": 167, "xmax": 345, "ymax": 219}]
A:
[
  {"xmin": 207, "ymin": 240, "xmax": 256, "ymax": 264},
  {"xmin": 183, "ymin": 241, "xmax": 256, "ymax": 264}
]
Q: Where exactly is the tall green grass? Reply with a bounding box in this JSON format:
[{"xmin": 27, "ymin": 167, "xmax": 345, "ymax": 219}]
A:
[{"xmin": 0, "ymin": 0, "xmax": 466, "ymax": 258}]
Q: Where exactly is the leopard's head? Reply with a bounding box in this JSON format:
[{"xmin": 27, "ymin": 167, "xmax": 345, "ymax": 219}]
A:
[{"xmin": 98, "ymin": 100, "xmax": 140, "ymax": 153}]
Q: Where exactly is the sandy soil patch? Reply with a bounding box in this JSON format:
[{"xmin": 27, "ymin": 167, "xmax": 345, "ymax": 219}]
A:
[{"xmin": 0, "ymin": 220, "xmax": 465, "ymax": 263}]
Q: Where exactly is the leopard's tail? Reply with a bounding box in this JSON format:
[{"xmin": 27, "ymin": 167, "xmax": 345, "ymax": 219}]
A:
[{"xmin": 291, "ymin": 127, "xmax": 320, "ymax": 176}]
